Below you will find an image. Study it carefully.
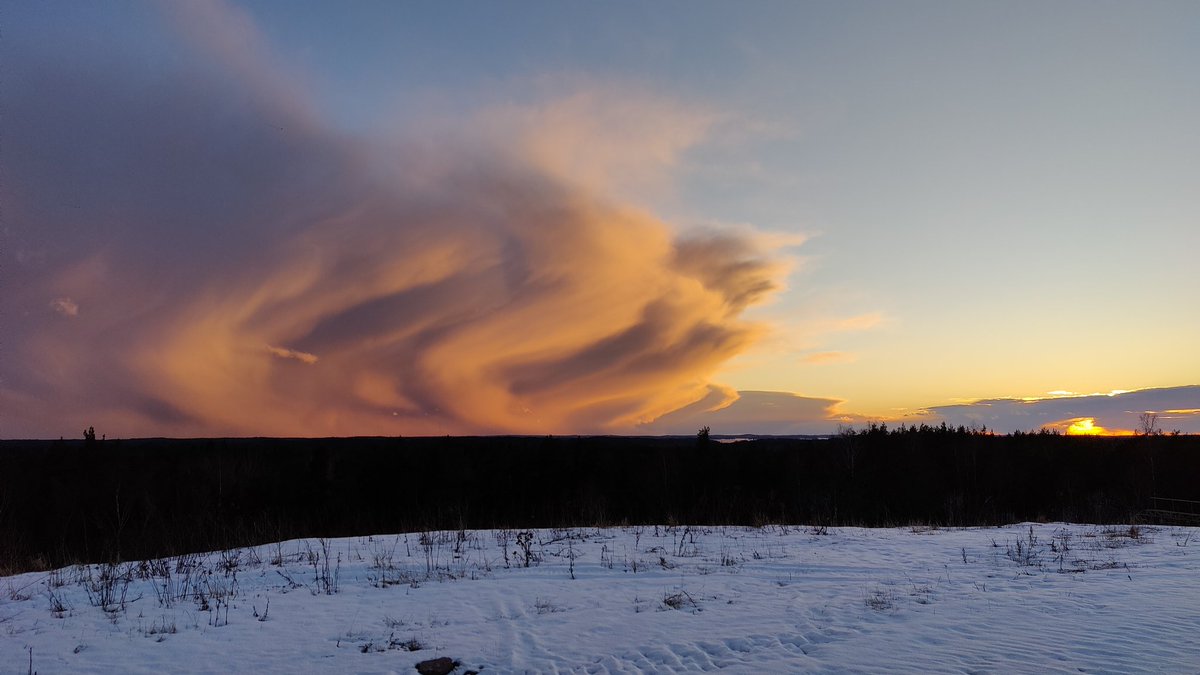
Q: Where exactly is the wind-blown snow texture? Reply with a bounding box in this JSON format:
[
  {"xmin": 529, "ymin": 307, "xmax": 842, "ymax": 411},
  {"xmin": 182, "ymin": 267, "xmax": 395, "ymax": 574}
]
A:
[{"xmin": 2, "ymin": 524, "xmax": 1197, "ymax": 673}]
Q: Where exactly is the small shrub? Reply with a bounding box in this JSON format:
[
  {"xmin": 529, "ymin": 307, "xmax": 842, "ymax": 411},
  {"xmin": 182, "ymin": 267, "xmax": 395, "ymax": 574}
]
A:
[
  {"xmin": 5, "ymin": 581, "xmax": 31, "ymax": 602},
  {"xmin": 908, "ymin": 583, "xmax": 933, "ymax": 605},
  {"xmin": 673, "ymin": 525, "xmax": 699, "ymax": 557},
  {"xmin": 534, "ymin": 597, "xmax": 562, "ymax": 615},
  {"xmin": 85, "ymin": 563, "xmax": 134, "ymax": 613},
  {"xmin": 720, "ymin": 546, "xmax": 740, "ymax": 568},
  {"xmin": 309, "ymin": 539, "xmax": 339, "ymax": 594},
  {"xmin": 1005, "ymin": 526, "xmax": 1042, "ymax": 567},
  {"xmin": 45, "ymin": 585, "xmax": 71, "ymax": 617},
  {"xmin": 388, "ymin": 635, "xmax": 424, "ymax": 651},
  {"xmin": 865, "ymin": 588, "xmax": 896, "ymax": 611},
  {"xmin": 514, "ymin": 531, "xmax": 539, "ymax": 568},
  {"xmin": 143, "ymin": 615, "xmax": 177, "ymax": 637},
  {"xmin": 661, "ymin": 588, "xmax": 699, "ymax": 612}
]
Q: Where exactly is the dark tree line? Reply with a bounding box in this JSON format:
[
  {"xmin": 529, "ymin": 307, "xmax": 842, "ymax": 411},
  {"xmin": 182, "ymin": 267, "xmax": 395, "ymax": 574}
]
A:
[{"xmin": 1, "ymin": 430, "xmax": 1196, "ymax": 573}]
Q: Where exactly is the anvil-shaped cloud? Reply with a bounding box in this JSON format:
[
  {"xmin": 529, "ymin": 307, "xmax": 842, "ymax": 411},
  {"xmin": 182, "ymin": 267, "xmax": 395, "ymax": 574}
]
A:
[{"xmin": 1, "ymin": 1, "xmax": 787, "ymax": 438}]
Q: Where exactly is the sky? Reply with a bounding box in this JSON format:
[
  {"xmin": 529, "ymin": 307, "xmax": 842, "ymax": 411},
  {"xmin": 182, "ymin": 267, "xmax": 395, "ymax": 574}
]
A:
[{"xmin": 2, "ymin": 0, "xmax": 1197, "ymax": 438}]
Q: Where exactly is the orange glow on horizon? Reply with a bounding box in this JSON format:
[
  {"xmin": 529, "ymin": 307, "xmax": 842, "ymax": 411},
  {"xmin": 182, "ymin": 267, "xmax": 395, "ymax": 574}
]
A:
[
  {"xmin": 1066, "ymin": 418, "xmax": 1102, "ymax": 435},
  {"xmin": 1063, "ymin": 417, "xmax": 1134, "ymax": 436}
]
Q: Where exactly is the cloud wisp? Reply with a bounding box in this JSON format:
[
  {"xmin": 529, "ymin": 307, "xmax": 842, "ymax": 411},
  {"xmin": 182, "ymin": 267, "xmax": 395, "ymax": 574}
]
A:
[
  {"xmin": 1, "ymin": 1, "xmax": 788, "ymax": 438},
  {"xmin": 638, "ymin": 386, "xmax": 852, "ymax": 436}
]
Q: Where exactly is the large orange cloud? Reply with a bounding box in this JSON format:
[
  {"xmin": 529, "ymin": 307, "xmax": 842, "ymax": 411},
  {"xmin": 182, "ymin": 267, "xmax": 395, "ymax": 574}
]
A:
[
  {"xmin": 1, "ymin": 0, "xmax": 789, "ymax": 438},
  {"xmin": 130, "ymin": 171, "xmax": 783, "ymax": 436}
]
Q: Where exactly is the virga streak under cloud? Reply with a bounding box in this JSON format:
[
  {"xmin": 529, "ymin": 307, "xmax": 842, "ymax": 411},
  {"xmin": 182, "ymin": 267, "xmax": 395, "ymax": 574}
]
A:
[{"xmin": 1, "ymin": 0, "xmax": 787, "ymax": 438}]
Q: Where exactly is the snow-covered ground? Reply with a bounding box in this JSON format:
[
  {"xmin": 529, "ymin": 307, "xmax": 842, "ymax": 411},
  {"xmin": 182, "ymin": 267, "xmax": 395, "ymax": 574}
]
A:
[{"xmin": 2, "ymin": 523, "xmax": 1197, "ymax": 673}]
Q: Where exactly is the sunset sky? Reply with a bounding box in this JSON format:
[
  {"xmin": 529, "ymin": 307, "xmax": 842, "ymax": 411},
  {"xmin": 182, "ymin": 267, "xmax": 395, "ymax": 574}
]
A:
[{"xmin": 3, "ymin": 1, "xmax": 1197, "ymax": 438}]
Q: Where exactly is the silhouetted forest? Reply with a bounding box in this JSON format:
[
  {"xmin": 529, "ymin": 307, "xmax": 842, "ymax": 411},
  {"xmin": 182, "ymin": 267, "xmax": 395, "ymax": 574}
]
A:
[{"xmin": 2, "ymin": 430, "xmax": 1197, "ymax": 573}]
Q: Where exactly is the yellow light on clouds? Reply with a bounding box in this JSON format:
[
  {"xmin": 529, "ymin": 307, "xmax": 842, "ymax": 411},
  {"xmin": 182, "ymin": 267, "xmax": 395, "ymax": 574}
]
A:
[
  {"xmin": 1066, "ymin": 418, "xmax": 1103, "ymax": 435},
  {"xmin": 1063, "ymin": 417, "xmax": 1134, "ymax": 436}
]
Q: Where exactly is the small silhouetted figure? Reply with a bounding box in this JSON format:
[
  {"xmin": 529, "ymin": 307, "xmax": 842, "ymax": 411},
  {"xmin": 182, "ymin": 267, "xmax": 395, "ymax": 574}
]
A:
[{"xmin": 84, "ymin": 426, "xmax": 96, "ymax": 443}]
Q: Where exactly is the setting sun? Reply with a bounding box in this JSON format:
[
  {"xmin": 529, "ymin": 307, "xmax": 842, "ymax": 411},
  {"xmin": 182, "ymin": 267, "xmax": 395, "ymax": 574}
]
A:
[
  {"xmin": 1063, "ymin": 418, "xmax": 1134, "ymax": 436},
  {"xmin": 1066, "ymin": 418, "xmax": 1104, "ymax": 435}
]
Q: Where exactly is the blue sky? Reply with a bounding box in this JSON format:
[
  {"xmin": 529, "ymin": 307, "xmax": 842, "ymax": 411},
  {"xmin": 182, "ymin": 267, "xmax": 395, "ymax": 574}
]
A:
[{"xmin": 3, "ymin": 1, "xmax": 1197, "ymax": 436}]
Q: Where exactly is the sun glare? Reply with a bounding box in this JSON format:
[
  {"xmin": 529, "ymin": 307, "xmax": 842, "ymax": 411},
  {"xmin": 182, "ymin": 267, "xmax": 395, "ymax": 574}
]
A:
[
  {"xmin": 1063, "ymin": 418, "xmax": 1134, "ymax": 436},
  {"xmin": 1065, "ymin": 418, "xmax": 1104, "ymax": 435}
]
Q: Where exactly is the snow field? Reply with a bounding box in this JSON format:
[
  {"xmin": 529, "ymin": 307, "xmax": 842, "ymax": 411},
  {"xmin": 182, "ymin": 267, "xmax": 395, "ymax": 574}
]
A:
[{"xmin": 2, "ymin": 523, "xmax": 1198, "ymax": 673}]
